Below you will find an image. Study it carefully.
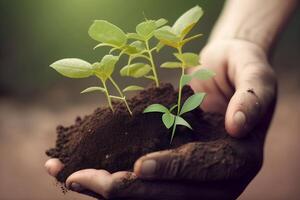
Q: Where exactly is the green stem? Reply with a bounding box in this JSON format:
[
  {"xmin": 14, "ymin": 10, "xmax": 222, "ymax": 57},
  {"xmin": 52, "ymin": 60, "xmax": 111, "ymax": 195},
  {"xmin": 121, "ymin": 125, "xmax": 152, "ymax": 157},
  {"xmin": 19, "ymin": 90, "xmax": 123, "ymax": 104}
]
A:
[
  {"xmin": 101, "ymin": 79, "xmax": 114, "ymax": 113},
  {"xmin": 108, "ymin": 77, "xmax": 133, "ymax": 116},
  {"xmin": 176, "ymin": 46, "xmax": 184, "ymax": 115},
  {"xmin": 145, "ymin": 40, "xmax": 159, "ymax": 87},
  {"xmin": 170, "ymin": 120, "xmax": 177, "ymax": 144}
]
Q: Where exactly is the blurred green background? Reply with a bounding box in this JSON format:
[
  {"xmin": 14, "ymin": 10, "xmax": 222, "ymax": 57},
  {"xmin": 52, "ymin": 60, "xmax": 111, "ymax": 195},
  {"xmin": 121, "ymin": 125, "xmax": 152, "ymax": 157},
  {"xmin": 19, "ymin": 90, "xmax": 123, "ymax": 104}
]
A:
[
  {"xmin": 1, "ymin": 0, "xmax": 224, "ymax": 99},
  {"xmin": 1, "ymin": 0, "xmax": 299, "ymax": 99},
  {"xmin": 0, "ymin": 1, "xmax": 299, "ymax": 200}
]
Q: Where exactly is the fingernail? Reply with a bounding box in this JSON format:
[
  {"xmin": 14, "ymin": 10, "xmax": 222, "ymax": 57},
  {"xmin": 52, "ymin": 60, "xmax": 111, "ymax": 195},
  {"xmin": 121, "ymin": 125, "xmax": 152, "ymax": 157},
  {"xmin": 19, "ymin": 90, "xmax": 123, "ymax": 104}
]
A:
[
  {"xmin": 234, "ymin": 111, "xmax": 246, "ymax": 128},
  {"xmin": 140, "ymin": 160, "xmax": 156, "ymax": 177},
  {"xmin": 70, "ymin": 182, "xmax": 84, "ymax": 192}
]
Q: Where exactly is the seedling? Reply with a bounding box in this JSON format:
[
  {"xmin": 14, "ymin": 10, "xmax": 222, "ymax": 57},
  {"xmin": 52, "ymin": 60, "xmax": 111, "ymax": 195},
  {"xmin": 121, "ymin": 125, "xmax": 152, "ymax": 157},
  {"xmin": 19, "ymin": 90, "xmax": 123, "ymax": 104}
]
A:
[
  {"xmin": 50, "ymin": 55, "xmax": 134, "ymax": 115},
  {"xmin": 50, "ymin": 5, "xmax": 215, "ymax": 142},
  {"xmin": 144, "ymin": 6, "xmax": 215, "ymax": 143},
  {"xmin": 88, "ymin": 18, "xmax": 168, "ymax": 87}
]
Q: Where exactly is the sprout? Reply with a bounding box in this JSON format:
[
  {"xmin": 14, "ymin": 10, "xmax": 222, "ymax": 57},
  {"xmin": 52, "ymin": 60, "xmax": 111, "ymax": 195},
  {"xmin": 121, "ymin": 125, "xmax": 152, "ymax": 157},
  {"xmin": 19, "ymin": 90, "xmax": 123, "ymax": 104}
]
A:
[{"xmin": 144, "ymin": 6, "xmax": 215, "ymax": 143}]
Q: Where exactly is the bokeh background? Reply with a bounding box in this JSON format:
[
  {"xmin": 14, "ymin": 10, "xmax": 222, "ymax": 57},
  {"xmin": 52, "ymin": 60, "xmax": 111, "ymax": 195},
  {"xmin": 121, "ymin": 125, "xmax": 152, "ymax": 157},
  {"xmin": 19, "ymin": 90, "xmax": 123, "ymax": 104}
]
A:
[{"xmin": 0, "ymin": 0, "xmax": 299, "ymax": 199}]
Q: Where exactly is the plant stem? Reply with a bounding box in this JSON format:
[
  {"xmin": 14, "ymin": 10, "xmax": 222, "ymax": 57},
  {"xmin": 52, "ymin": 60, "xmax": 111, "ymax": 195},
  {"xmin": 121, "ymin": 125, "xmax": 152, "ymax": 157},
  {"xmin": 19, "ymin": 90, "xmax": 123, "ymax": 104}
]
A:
[
  {"xmin": 170, "ymin": 119, "xmax": 177, "ymax": 144},
  {"xmin": 176, "ymin": 46, "xmax": 184, "ymax": 115},
  {"xmin": 101, "ymin": 79, "xmax": 114, "ymax": 113},
  {"xmin": 108, "ymin": 77, "xmax": 133, "ymax": 115},
  {"xmin": 145, "ymin": 40, "xmax": 159, "ymax": 87}
]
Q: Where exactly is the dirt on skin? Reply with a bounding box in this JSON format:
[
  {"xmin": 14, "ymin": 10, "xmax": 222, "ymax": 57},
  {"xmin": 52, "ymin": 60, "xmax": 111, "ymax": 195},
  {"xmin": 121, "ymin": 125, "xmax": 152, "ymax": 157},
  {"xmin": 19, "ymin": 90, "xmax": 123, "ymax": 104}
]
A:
[{"xmin": 46, "ymin": 83, "xmax": 261, "ymax": 196}]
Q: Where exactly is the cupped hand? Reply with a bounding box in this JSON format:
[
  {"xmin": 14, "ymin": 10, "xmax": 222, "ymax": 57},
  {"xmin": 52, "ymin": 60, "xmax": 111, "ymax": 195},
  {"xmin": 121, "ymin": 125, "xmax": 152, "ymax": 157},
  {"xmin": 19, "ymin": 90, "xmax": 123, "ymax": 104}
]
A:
[
  {"xmin": 190, "ymin": 39, "xmax": 277, "ymax": 137},
  {"xmin": 45, "ymin": 39, "xmax": 277, "ymax": 200}
]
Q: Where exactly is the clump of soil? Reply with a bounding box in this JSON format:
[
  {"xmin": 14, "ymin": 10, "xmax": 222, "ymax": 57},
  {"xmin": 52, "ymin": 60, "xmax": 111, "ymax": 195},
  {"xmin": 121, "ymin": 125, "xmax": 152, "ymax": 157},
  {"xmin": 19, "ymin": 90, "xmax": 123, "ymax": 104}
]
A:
[{"xmin": 46, "ymin": 83, "xmax": 228, "ymax": 183}]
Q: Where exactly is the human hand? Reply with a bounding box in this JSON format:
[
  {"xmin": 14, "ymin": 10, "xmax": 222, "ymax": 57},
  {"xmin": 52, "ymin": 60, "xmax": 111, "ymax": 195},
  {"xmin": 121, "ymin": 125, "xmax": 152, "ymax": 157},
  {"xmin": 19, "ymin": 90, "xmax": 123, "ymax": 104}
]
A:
[
  {"xmin": 190, "ymin": 39, "xmax": 277, "ymax": 137},
  {"xmin": 45, "ymin": 39, "xmax": 277, "ymax": 200}
]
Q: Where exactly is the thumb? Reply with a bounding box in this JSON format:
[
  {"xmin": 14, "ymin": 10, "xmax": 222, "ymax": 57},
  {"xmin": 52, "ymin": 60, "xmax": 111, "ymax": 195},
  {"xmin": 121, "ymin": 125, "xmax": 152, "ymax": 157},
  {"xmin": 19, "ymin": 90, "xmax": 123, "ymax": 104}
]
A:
[
  {"xmin": 134, "ymin": 148, "xmax": 184, "ymax": 180},
  {"xmin": 225, "ymin": 61, "xmax": 277, "ymax": 137}
]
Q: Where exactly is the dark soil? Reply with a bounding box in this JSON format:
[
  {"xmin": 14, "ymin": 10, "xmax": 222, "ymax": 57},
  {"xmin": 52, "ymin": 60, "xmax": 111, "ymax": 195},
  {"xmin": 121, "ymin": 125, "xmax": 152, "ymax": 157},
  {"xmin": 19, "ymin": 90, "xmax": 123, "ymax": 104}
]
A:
[{"xmin": 46, "ymin": 83, "xmax": 260, "ymax": 196}]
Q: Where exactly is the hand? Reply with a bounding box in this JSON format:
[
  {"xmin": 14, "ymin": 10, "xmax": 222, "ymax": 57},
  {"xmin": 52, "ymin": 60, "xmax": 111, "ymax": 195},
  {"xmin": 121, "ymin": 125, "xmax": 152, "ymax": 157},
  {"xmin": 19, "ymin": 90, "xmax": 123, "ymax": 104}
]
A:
[
  {"xmin": 45, "ymin": 39, "xmax": 277, "ymax": 200},
  {"xmin": 190, "ymin": 39, "xmax": 277, "ymax": 137}
]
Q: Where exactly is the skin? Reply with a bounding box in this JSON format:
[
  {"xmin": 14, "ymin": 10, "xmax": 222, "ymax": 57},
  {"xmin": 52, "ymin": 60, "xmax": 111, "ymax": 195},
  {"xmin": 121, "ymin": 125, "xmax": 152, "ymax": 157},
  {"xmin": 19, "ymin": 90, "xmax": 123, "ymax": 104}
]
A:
[{"xmin": 45, "ymin": 0, "xmax": 298, "ymax": 199}]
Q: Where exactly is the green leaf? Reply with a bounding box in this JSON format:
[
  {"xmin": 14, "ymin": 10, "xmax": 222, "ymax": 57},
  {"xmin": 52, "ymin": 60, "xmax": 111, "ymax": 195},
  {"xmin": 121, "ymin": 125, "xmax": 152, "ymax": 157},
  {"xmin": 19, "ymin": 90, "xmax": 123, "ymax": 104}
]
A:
[
  {"xmin": 81, "ymin": 86, "xmax": 106, "ymax": 94},
  {"xmin": 123, "ymin": 85, "xmax": 144, "ymax": 92},
  {"xmin": 174, "ymin": 52, "xmax": 200, "ymax": 68},
  {"xmin": 94, "ymin": 55, "xmax": 118, "ymax": 80},
  {"xmin": 155, "ymin": 18, "xmax": 168, "ymax": 28},
  {"xmin": 88, "ymin": 20, "xmax": 127, "ymax": 47},
  {"xmin": 136, "ymin": 20, "xmax": 157, "ymax": 40},
  {"xmin": 124, "ymin": 41, "xmax": 145, "ymax": 54},
  {"xmin": 172, "ymin": 5, "xmax": 203, "ymax": 37},
  {"xmin": 50, "ymin": 58, "xmax": 93, "ymax": 78},
  {"xmin": 175, "ymin": 116, "xmax": 192, "ymax": 129},
  {"xmin": 162, "ymin": 112, "xmax": 175, "ymax": 129},
  {"xmin": 126, "ymin": 33, "xmax": 143, "ymax": 40},
  {"xmin": 93, "ymin": 43, "xmax": 117, "ymax": 50},
  {"xmin": 192, "ymin": 69, "xmax": 216, "ymax": 80},
  {"xmin": 154, "ymin": 26, "xmax": 180, "ymax": 48},
  {"xmin": 181, "ymin": 74, "xmax": 193, "ymax": 87},
  {"xmin": 120, "ymin": 63, "xmax": 151, "ymax": 78},
  {"xmin": 145, "ymin": 75, "xmax": 156, "ymax": 80},
  {"xmin": 179, "ymin": 93, "xmax": 205, "ymax": 115},
  {"xmin": 161, "ymin": 62, "xmax": 182, "ymax": 69},
  {"xmin": 143, "ymin": 104, "xmax": 169, "ymax": 113}
]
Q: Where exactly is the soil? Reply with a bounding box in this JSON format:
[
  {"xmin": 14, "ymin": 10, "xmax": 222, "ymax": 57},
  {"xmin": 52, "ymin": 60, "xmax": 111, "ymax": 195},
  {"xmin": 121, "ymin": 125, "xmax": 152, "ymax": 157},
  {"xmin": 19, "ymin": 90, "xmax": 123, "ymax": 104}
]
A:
[{"xmin": 46, "ymin": 83, "xmax": 260, "ymax": 199}]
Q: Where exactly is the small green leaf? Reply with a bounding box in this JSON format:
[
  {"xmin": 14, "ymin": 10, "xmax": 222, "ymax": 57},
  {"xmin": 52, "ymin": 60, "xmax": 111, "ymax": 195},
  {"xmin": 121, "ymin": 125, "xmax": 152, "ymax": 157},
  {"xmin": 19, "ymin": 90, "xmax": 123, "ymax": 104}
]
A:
[
  {"xmin": 154, "ymin": 26, "xmax": 180, "ymax": 48},
  {"xmin": 50, "ymin": 58, "xmax": 93, "ymax": 78},
  {"xmin": 174, "ymin": 52, "xmax": 200, "ymax": 68},
  {"xmin": 192, "ymin": 69, "xmax": 216, "ymax": 80},
  {"xmin": 124, "ymin": 41, "xmax": 145, "ymax": 54},
  {"xmin": 126, "ymin": 33, "xmax": 143, "ymax": 40},
  {"xmin": 145, "ymin": 75, "xmax": 156, "ymax": 80},
  {"xmin": 123, "ymin": 85, "xmax": 144, "ymax": 92},
  {"xmin": 155, "ymin": 18, "xmax": 168, "ymax": 28},
  {"xmin": 162, "ymin": 112, "xmax": 175, "ymax": 129},
  {"xmin": 179, "ymin": 93, "xmax": 205, "ymax": 115},
  {"xmin": 172, "ymin": 6, "xmax": 203, "ymax": 37},
  {"xmin": 93, "ymin": 43, "xmax": 117, "ymax": 50},
  {"xmin": 94, "ymin": 55, "xmax": 118, "ymax": 79},
  {"xmin": 143, "ymin": 104, "xmax": 169, "ymax": 113},
  {"xmin": 81, "ymin": 86, "xmax": 106, "ymax": 94},
  {"xmin": 181, "ymin": 74, "xmax": 193, "ymax": 87},
  {"xmin": 136, "ymin": 20, "xmax": 157, "ymax": 40},
  {"xmin": 120, "ymin": 63, "xmax": 151, "ymax": 78},
  {"xmin": 161, "ymin": 62, "xmax": 182, "ymax": 69},
  {"xmin": 88, "ymin": 20, "xmax": 127, "ymax": 47},
  {"xmin": 175, "ymin": 116, "xmax": 192, "ymax": 129}
]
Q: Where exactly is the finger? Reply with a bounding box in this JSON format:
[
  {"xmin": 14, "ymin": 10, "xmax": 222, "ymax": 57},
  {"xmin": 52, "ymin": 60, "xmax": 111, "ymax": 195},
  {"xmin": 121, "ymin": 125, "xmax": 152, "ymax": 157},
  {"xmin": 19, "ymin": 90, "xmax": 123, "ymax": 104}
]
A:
[
  {"xmin": 67, "ymin": 169, "xmax": 240, "ymax": 200},
  {"xmin": 115, "ymin": 179, "xmax": 241, "ymax": 200},
  {"xmin": 225, "ymin": 62, "xmax": 277, "ymax": 137},
  {"xmin": 45, "ymin": 158, "xmax": 64, "ymax": 177},
  {"xmin": 66, "ymin": 169, "xmax": 112, "ymax": 198}
]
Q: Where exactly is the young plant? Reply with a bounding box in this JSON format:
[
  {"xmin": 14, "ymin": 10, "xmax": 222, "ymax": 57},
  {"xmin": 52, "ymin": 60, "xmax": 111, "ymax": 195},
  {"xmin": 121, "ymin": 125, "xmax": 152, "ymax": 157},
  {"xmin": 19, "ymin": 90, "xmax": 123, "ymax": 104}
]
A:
[
  {"xmin": 50, "ymin": 55, "xmax": 133, "ymax": 115},
  {"xmin": 144, "ymin": 6, "xmax": 215, "ymax": 143},
  {"xmin": 88, "ymin": 18, "xmax": 168, "ymax": 87}
]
